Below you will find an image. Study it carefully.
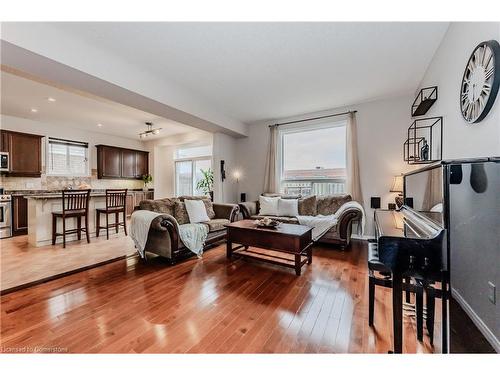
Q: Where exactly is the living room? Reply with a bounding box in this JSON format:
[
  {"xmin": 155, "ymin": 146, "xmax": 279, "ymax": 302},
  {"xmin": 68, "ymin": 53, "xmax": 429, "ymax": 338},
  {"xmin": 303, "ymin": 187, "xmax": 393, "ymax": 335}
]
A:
[{"xmin": 1, "ymin": 1, "xmax": 499, "ymax": 372}]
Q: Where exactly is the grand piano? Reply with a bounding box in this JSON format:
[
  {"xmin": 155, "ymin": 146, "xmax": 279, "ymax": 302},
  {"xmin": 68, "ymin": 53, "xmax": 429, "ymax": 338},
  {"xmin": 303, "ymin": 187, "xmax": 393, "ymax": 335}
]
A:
[{"xmin": 373, "ymin": 206, "xmax": 447, "ymax": 353}]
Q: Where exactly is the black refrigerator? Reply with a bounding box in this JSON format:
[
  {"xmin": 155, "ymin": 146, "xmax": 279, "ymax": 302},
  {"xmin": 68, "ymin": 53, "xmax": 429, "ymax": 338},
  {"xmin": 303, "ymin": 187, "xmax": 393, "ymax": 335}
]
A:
[{"xmin": 404, "ymin": 157, "xmax": 499, "ymax": 353}]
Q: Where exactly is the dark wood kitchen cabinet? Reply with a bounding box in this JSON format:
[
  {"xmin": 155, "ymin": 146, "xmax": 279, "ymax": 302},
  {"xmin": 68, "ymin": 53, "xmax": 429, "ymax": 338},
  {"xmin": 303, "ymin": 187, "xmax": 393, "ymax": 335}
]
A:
[
  {"xmin": 135, "ymin": 151, "xmax": 148, "ymax": 178},
  {"xmin": 0, "ymin": 130, "xmax": 43, "ymax": 177},
  {"xmin": 96, "ymin": 145, "xmax": 149, "ymax": 180},
  {"xmin": 12, "ymin": 195, "xmax": 28, "ymax": 236},
  {"xmin": 125, "ymin": 191, "xmax": 154, "ymax": 217},
  {"xmin": 96, "ymin": 145, "xmax": 122, "ymax": 178},
  {"xmin": 121, "ymin": 149, "xmax": 137, "ymax": 178},
  {"xmin": 126, "ymin": 194, "xmax": 135, "ymax": 217}
]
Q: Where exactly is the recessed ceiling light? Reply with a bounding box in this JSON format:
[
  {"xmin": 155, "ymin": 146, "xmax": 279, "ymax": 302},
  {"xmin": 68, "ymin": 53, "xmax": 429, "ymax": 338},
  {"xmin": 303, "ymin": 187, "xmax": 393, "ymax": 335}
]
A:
[
  {"xmin": 47, "ymin": 97, "xmax": 56, "ymax": 102},
  {"xmin": 31, "ymin": 108, "xmax": 38, "ymax": 113},
  {"xmin": 97, "ymin": 123, "xmax": 103, "ymax": 127}
]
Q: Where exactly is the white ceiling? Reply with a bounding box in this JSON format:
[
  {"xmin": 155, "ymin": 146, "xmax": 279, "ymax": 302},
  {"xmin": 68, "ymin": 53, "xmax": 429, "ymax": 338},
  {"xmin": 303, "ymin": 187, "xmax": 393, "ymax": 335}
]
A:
[
  {"xmin": 0, "ymin": 70, "xmax": 196, "ymax": 140},
  {"xmin": 52, "ymin": 22, "xmax": 449, "ymax": 123}
]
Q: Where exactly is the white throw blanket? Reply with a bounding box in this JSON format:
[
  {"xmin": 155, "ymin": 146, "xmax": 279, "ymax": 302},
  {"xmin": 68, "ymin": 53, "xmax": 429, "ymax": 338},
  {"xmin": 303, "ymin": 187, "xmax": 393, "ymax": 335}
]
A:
[
  {"xmin": 296, "ymin": 214, "xmax": 338, "ymax": 241},
  {"xmin": 130, "ymin": 210, "xmax": 209, "ymax": 258},
  {"xmin": 296, "ymin": 200, "xmax": 365, "ymax": 241},
  {"xmin": 177, "ymin": 223, "xmax": 209, "ymax": 258},
  {"xmin": 130, "ymin": 210, "xmax": 161, "ymax": 258}
]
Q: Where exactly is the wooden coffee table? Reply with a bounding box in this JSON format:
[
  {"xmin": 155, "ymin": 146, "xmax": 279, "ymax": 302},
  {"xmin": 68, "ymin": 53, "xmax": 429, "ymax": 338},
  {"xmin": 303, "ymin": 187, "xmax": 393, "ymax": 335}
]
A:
[{"xmin": 224, "ymin": 220, "xmax": 313, "ymax": 276}]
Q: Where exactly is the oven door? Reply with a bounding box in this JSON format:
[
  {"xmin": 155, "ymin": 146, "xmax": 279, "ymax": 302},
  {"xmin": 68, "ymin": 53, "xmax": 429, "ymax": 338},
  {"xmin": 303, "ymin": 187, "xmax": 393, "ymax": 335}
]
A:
[{"xmin": 0, "ymin": 201, "xmax": 11, "ymax": 226}]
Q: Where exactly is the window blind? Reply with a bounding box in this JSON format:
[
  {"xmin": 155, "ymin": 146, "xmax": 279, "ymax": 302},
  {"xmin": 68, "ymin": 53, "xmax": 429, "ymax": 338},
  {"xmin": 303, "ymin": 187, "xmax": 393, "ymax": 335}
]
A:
[{"xmin": 48, "ymin": 137, "xmax": 89, "ymax": 176}]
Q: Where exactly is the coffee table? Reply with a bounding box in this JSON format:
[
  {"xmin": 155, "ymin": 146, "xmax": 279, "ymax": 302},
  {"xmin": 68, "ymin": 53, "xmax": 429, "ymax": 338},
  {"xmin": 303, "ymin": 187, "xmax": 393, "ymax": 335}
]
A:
[{"xmin": 224, "ymin": 219, "xmax": 313, "ymax": 276}]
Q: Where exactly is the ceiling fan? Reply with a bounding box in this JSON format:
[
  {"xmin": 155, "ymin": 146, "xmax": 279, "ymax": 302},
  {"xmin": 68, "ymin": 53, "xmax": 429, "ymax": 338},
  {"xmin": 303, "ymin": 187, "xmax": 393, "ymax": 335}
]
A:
[{"xmin": 139, "ymin": 122, "xmax": 162, "ymax": 139}]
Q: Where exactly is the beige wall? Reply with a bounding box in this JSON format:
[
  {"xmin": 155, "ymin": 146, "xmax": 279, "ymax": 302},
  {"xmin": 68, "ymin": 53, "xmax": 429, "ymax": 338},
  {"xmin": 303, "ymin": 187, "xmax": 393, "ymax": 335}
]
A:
[{"xmin": 235, "ymin": 95, "xmax": 415, "ymax": 236}]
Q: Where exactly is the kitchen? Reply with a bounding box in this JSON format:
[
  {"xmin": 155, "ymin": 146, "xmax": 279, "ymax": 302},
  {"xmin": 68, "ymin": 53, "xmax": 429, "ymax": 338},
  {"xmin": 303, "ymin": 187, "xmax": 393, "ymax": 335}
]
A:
[{"xmin": 0, "ymin": 69, "xmax": 197, "ymax": 293}]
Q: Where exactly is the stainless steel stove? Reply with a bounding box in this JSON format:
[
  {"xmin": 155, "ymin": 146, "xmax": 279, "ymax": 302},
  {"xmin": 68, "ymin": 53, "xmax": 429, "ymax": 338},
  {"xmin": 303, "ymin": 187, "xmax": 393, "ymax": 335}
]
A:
[{"xmin": 0, "ymin": 189, "xmax": 12, "ymax": 239}]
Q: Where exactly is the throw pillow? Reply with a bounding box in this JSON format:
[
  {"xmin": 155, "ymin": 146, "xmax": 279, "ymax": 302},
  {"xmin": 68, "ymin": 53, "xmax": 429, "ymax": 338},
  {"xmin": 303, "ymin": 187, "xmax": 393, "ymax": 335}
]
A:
[
  {"xmin": 298, "ymin": 195, "xmax": 317, "ymax": 216},
  {"xmin": 258, "ymin": 195, "xmax": 280, "ymax": 216},
  {"xmin": 179, "ymin": 195, "xmax": 215, "ymax": 218},
  {"xmin": 278, "ymin": 198, "xmax": 299, "ymax": 217},
  {"xmin": 174, "ymin": 201, "xmax": 190, "ymax": 225},
  {"xmin": 184, "ymin": 199, "xmax": 210, "ymax": 223},
  {"xmin": 139, "ymin": 198, "xmax": 176, "ymax": 216},
  {"xmin": 316, "ymin": 194, "xmax": 352, "ymax": 216}
]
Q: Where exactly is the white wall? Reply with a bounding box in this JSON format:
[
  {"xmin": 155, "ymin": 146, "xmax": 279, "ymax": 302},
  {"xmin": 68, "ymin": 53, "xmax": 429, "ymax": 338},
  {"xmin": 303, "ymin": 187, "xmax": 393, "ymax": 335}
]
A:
[
  {"xmin": 236, "ymin": 95, "xmax": 414, "ymax": 235},
  {"xmin": 145, "ymin": 130, "xmax": 213, "ymax": 199},
  {"xmin": 1, "ymin": 23, "xmax": 248, "ymax": 137},
  {"xmin": 212, "ymin": 132, "xmax": 239, "ymax": 203},
  {"xmin": 418, "ymin": 22, "xmax": 500, "ymax": 158},
  {"xmin": 418, "ymin": 22, "xmax": 500, "ymax": 351}
]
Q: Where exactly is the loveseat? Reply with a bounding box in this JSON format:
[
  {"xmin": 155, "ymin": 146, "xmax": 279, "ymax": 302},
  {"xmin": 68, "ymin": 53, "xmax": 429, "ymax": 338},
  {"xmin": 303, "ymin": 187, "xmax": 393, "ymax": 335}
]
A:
[
  {"xmin": 137, "ymin": 196, "xmax": 239, "ymax": 264},
  {"xmin": 239, "ymin": 193, "xmax": 362, "ymax": 250}
]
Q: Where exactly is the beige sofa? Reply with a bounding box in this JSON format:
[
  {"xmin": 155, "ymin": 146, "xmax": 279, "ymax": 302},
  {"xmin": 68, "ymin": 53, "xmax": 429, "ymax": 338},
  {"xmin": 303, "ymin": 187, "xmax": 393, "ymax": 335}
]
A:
[
  {"xmin": 137, "ymin": 196, "xmax": 239, "ymax": 264},
  {"xmin": 239, "ymin": 193, "xmax": 362, "ymax": 250}
]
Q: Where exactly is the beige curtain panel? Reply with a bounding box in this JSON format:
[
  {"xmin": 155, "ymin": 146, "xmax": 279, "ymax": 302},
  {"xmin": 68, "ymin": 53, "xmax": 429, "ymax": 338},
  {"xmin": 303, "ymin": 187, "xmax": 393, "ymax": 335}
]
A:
[
  {"xmin": 346, "ymin": 112, "xmax": 363, "ymax": 204},
  {"xmin": 263, "ymin": 125, "xmax": 278, "ymax": 193}
]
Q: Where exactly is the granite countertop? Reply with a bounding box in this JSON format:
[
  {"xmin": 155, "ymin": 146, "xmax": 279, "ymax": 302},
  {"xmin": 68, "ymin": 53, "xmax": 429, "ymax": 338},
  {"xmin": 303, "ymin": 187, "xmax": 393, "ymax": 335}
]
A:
[
  {"xmin": 9, "ymin": 188, "xmax": 154, "ymax": 197},
  {"xmin": 26, "ymin": 193, "xmax": 108, "ymax": 199}
]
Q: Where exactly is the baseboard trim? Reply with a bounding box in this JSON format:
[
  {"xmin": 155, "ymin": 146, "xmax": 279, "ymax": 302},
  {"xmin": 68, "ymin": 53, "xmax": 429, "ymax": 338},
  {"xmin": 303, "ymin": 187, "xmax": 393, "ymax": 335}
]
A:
[{"xmin": 451, "ymin": 288, "xmax": 500, "ymax": 353}]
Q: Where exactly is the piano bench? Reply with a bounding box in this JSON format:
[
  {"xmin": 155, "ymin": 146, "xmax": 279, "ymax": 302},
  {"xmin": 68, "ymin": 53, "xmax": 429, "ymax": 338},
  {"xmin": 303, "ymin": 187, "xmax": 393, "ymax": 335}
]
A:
[{"xmin": 367, "ymin": 242, "xmax": 434, "ymax": 344}]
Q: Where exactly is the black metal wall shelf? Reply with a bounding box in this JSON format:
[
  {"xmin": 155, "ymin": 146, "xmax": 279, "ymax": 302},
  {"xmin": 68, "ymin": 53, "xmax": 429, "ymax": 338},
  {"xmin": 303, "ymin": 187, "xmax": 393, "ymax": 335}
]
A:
[
  {"xmin": 404, "ymin": 117, "xmax": 442, "ymax": 165},
  {"xmin": 411, "ymin": 86, "xmax": 438, "ymax": 116}
]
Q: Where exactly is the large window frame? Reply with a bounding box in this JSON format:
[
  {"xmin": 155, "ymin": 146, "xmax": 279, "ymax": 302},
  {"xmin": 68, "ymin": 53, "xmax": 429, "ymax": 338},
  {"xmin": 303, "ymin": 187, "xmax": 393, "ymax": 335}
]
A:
[
  {"xmin": 174, "ymin": 145, "xmax": 212, "ymax": 196},
  {"xmin": 277, "ymin": 120, "xmax": 347, "ymax": 196},
  {"xmin": 46, "ymin": 137, "xmax": 90, "ymax": 177}
]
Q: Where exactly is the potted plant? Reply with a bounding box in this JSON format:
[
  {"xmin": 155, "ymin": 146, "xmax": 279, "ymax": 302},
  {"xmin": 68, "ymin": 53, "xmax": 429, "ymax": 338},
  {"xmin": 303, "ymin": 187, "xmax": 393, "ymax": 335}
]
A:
[
  {"xmin": 142, "ymin": 173, "xmax": 153, "ymax": 192},
  {"xmin": 196, "ymin": 168, "xmax": 214, "ymax": 200}
]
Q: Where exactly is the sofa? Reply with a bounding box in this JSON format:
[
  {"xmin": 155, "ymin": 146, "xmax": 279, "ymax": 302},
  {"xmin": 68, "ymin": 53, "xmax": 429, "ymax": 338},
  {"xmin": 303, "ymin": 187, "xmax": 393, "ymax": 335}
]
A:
[
  {"xmin": 137, "ymin": 195, "xmax": 239, "ymax": 264},
  {"xmin": 239, "ymin": 193, "xmax": 363, "ymax": 250}
]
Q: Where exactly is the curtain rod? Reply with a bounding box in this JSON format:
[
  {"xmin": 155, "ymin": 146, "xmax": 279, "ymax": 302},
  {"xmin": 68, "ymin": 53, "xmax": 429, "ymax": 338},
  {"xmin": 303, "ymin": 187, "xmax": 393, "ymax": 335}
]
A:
[{"xmin": 269, "ymin": 110, "xmax": 357, "ymax": 127}]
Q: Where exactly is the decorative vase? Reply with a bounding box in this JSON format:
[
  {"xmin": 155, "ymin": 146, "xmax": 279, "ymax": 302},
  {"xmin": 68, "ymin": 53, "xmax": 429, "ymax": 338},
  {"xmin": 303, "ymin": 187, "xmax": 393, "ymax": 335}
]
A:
[{"xmin": 143, "ymin": 184, "xmax": 149, "ymax": 192}]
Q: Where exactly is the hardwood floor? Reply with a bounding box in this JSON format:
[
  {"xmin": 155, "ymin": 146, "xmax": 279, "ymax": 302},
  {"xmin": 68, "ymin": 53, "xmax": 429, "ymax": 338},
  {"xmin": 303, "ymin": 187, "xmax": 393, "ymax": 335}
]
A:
[
  {"xmin": 0, "ymin": 231, "xmax": 135, "ymax": 293},
  {"xmin": 0, "ymin": 240, "xmax": 441, "ymax": 353}
]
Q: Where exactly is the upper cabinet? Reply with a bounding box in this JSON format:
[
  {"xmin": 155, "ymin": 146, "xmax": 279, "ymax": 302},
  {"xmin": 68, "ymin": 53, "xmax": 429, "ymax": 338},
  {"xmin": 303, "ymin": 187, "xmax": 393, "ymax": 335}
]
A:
[
  {"xmin": 96, "ymin": 145, "xmax": 149, "ymax": 179},
  {"xmin": 121, "ymin": 149, "xmax": 137, "ymax": 178},
  {"xmin": 135, "ymin": 151, "xmax": 148, "ymax": 178},
  {"xmin": 0, "ymin": 130, "xmax": 43, "ymax": 177}
]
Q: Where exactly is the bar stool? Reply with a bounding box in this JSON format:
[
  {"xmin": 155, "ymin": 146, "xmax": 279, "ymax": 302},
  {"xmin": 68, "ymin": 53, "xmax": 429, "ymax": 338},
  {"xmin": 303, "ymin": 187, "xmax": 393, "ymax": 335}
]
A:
[
  {"xmin": 52, "ymin": 189, "xmax": 91, "ymax": 248},
  {"xmin": 96, "ymin": 189, "xmax": 128, "ymax": 240}
]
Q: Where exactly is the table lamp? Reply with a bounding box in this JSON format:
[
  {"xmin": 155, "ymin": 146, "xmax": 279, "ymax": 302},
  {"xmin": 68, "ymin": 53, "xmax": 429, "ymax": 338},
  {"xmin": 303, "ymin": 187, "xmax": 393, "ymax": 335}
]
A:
[{"xmin": 390, "ymin": 175, "xmax": 404, "ymax": 208}]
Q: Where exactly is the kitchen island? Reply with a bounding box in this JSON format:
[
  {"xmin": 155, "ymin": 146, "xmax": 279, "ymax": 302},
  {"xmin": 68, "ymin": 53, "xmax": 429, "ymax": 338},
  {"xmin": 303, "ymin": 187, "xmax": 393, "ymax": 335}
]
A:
[{"xmin": 26, "ymin": 190, "xmax": 153, "ymax": 247}]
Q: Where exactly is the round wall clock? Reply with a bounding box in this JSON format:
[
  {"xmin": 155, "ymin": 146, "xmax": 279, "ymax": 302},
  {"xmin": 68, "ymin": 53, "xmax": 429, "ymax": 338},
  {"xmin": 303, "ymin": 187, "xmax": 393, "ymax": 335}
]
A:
[{"xmin": 460, "ymin": 40, "xmax": 500, "ymax": 123}]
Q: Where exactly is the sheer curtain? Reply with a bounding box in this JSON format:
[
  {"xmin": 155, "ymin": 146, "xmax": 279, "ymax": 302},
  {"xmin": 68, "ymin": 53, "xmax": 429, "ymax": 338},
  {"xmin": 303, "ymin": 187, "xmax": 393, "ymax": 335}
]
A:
[
  {"xmin": 263, "ymin": 125, "xmax": 278, "ymax": 193},
  {"xmin": 346, "ymin": 112, "xmax": 363, "ymax": 203}
]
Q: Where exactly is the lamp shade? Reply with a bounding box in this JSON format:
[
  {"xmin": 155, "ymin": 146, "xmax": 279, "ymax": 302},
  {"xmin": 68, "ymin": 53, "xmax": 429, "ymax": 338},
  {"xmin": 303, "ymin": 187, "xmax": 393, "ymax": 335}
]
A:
[{"xmin": 390, "ymin": 175, "xmax": 404, "ymax": 193}]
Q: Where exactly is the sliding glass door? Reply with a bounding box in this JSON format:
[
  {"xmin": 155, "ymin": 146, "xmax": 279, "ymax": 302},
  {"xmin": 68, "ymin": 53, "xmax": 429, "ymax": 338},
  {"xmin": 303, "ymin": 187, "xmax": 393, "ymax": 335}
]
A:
[{"xmin": 175, "ymin": 158, "xmax": 212, "ymax": 196}]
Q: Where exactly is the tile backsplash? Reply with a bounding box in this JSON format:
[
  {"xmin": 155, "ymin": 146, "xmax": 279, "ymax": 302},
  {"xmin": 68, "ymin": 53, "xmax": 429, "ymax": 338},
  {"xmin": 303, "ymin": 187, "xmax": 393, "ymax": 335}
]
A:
[{"xmin": 0, "ymin": 168, "xmax": 145, "ymax": 191}]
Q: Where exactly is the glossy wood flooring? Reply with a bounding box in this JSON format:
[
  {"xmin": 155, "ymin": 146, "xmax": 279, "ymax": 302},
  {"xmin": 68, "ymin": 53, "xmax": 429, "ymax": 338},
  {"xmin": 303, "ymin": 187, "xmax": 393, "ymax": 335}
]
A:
[
  {"xmin": 0, "ymin": 240, "xmax": 441, "ymax": 353},
  {"xmin": 0, "ymin": 231, "xmax": 135, "ymax": 293}
]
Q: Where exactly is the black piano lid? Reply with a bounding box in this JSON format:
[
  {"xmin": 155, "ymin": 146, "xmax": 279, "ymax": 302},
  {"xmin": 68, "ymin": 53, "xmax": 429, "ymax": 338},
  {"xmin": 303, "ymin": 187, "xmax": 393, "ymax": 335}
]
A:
[
  {"xmin": 404, "ymin": 157, "xmax": 499, "ymax": 178},
  {"xmin": 375, "ymin": 207, "xmax": 443, "ymax": 240}
]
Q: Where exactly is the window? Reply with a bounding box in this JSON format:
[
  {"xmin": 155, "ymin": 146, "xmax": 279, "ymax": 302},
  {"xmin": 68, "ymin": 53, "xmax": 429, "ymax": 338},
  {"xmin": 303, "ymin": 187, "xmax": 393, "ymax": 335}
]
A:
[
  {"xmin": 174, "ymin": 145, "xmax": 212, "ymax": 196},
  {"xmin": 47, "ymin": 138, "xmax": 89, "ymax": 176},
  {"xmin": 278, "ymin": 121, "xmax": 346, "ymax": 196},
  {"xmin": 175, "ymin": 144, "xmax": 212, "ymax": 159}
]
